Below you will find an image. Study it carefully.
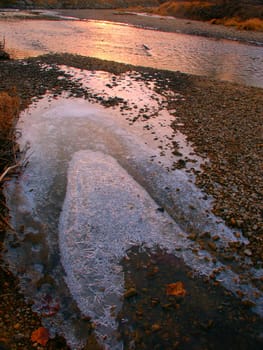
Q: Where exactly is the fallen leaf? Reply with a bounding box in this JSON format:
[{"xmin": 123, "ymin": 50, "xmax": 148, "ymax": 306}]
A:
[
  {"xmin": 31, "ymin": 327, "xmax": 49, "ymax": 346},
  {"xmin": 166, "ymin": 281, "xmax": 186, "ymax": 296}
]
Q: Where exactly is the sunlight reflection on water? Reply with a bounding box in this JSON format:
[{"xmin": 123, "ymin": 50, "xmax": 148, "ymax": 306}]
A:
[{"xmin": 1, "ymin": 19, "xmax": 263, "ymax": 87}]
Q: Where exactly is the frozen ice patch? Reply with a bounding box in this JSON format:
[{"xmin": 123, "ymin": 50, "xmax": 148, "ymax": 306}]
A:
[
  {"xmin": 59, "ymin": 150, "xmax": 183, "ymax": 349},
  {"xmin": 3, "ymin": 69, "xmax": 263, "ymax": 349}
]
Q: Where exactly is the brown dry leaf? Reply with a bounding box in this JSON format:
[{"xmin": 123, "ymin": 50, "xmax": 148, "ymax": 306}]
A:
[
  {"xmin": 166, "ymin": 281, "xmax": 186, "ymax": 296},
  {"xmin": 31, "ymin": 326, "xmax": 49, "ymax": 346}
]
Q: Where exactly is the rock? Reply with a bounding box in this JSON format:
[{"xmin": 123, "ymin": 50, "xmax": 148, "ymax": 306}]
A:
[
  {"xmin": 124, "ymin": 288, "xmax": 138, "ymax": 299},
  {"xmin": 244, "ymin": 249, "xmax": 252, "ymax": 257},
  {"xmin": 13, "ymin": 323, "xmax": 20, "ymax": 330},
  {"xmin": 242, "ymin": 299, "xmax": 256, "ymax": 307},
  {"xmin": 212, "ymin": 235, "xmax": 220, "ymax": 241},
  {"xmin": 234, "ymin": 232, "xmax": 241, "ymax": 238},
  {"xmin": 0, "ymin": 51, "xmax": 10, "ymax": 60},
  {"xmin": 188, "ymin": 233, "xmax": 197, "ymax": 240},
  {"xmin": 151, "ymin": 324, "xmax": 161, "ymax": 332},
  {"xmin": 208, "ymin": 241, "xmax": 217, "ymax": 251}
]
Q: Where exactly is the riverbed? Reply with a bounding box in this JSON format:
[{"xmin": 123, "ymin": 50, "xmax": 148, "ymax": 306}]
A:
[
  {"xmin": 1, "ymin": 57, "xmax": 262, "ymax": 349},
  {"xmin": 0, "ymin": 11, "xmax": 263, "ymax": 350}
]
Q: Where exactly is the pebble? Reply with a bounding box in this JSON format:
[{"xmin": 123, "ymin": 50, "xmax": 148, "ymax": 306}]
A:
[
  {"xmin": 124, "ymin": 288, "xmax": 138, "ymax": 299},
  {"xmin": 188, "ymin": 233, "xmax": 197, "ymax": 241},
  {"xmin": 212, "ymin": 235, "xmax": 220, "ymax": 241},
  {"xmin": 244, "ymin": 249, "xmax": 252, "ymax": 257},
  {"xmin": 13, "ymin": 323, "xmax": 20, "ymax": 329},
  {"xmin": 151, "ymin": 324, "xmax": 161, "ymax": 332},
  {"xmin": 208, "ymin": 241, "xmax": 217, "ymax": 251}
]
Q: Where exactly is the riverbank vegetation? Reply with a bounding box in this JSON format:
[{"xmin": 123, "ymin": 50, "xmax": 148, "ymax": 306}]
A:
[
  {"xmin": 153, "ymin": 1, "xmax": 263, "ymax": 31},
  {"xmin": 1, "ymin": 1, "xmax": 263, "ymax": 31},
  {"xmin": 0, "ymin": 90, "xmax": 20, "ymax": 178},
  {"xmin": 0, "ymin": 90, "xmax": 20, "ymax": 240}
]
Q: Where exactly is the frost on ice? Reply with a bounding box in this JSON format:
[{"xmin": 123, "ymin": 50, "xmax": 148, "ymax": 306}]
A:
[
  {"xmin": 3, "ymin": 68, "xmax": 263, "ymax": 349},
  {"xmin": 59, "ymin": 150, "xmax": 183, "ymax": 349}
]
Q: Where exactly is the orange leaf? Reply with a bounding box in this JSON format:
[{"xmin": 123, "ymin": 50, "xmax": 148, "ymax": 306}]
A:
[
  {"xmin": 31, "ymin": 327, "xmax": 49, "ymax": 346},
  {"xmin": 166, "ymin": 281, "xmax": 186, "ymax": 296}
]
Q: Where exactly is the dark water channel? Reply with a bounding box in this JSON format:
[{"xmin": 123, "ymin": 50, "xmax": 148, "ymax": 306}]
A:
[
  {"xmin": 1, "ymin": 18, "xmax": 263, "ymax": 88},
  {"xmin": 120, "ymin": 247, "xmax": 263, "ymax": 350}
]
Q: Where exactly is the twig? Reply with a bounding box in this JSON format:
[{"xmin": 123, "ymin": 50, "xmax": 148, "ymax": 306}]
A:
[
  {"xmin": 0, "ymin": 199, "xmax": 9, "ymax": 210},
  {"xmin": 0, "ymin": 213, "xmax": 15, "ymax": 232},
  {"xmin": 0, "ymin": 163, "xmax": 20, "ymax": 183},
  {"xmin": 0, "ymin": 141, "xmax": 30, "ymax": 183}
]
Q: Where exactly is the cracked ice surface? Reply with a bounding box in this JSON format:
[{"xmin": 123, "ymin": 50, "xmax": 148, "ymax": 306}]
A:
[
  {"xmin": 59, "ymin": 150, "xmax": 184, "ymax": 349},
  {"xmin": 4, "ymin": 70, "xmax": 263, "ymax": 349}
]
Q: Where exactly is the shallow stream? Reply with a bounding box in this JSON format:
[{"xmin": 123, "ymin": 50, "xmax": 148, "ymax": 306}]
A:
[{"xmin": 1, "ymin": 17, "xmax": 263, "ymax": 87}]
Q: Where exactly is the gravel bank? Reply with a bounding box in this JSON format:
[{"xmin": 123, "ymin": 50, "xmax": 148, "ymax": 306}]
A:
[{"xmin": 0, "ymin": 54, "xmax": 262, "ymax": 349}]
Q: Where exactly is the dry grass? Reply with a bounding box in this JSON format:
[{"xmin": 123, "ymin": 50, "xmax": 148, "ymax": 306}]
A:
[
  {"xmin": 154, "ymin": 1, "xmax": 214, "ymax": 20},
  {"xmin": 0, "ymin": 90, "xmax": 20, "ymax": 184},
  {"xmin": 211, "ymin": 17, "xmax": 263, "ymax": 31},
  {"xmin": 150, "ymin": 1, "xmax": 263, "ymax": 31},
  {"xmin": 0, "ymin": 90, "xmax": 20, "ymax": 232},
  {"xmin": 0, "ymin": 91, "xmax": 19, "ymax": 139}
]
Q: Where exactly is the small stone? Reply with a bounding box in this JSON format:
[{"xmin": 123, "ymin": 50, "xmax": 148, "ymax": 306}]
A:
[
  {"xmin": 147, "ymin": 266, "xmax": 159, "ymax": 278},
  {"xmin": 151, "ymin": 324, "xmax": 161, "ymax": 332},
  {"xmin": 136, "ymin": 310, "xmax": 143, "ymax": 317},
  {"xmin": 244, "ymin": 249, "xmax": 252, "ymax": 256},
  {"xmin": 236, "ymin": 220, "xmax": 243, "ymax": 227},
  {"xmin": 200, "ymin": 231, "xmax": 211, "ymax": 239},
  {"xmin": 208, "ymin": 241, "xmax": 217, "ymax": 251},
  {"xmin": 151, "ymin": 298, "xmax": 160, "ymax": 306},
  {"xmin": 124, "ymin": 288, "xmax": 137, "ymax": 299},
  {"xmin": 230, "ymin": 218, "xmax": 236, "ymax": 226},
  {"xmin": 212, "ymin": 235, "xmax": 220, "ymax": 241},
  {"xmin": 0, "ymin": 51, "xmax": 10, "ymax": 60},
  {"xmin": 242, "ymin": 299, "xmax": 256, "ymax": 307},
  {"xmin": 234, "ymin": 232, "xmax": 241, "ymax": 238},
  {"xmin": 188, "ymin": 233, "xmax": 197, "ymax": 240},
  {"xmin": 161, "ymin": 303, "xmax": 172, "ymax": 309}
]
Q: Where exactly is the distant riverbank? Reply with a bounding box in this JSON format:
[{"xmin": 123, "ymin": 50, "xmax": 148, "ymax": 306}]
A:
[
  {"xmin": 56, "ymin": 9, "xmax": 263, "ymax": 46},
  {"xmin": 0, "ymin": 8, "xmax": 263, "ymax": 46}
]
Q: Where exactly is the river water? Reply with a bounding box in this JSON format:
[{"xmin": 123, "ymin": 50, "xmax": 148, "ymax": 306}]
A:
[{"xmin": 1, "ymin": 17, "xmax": 263, "ymax": 88}]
